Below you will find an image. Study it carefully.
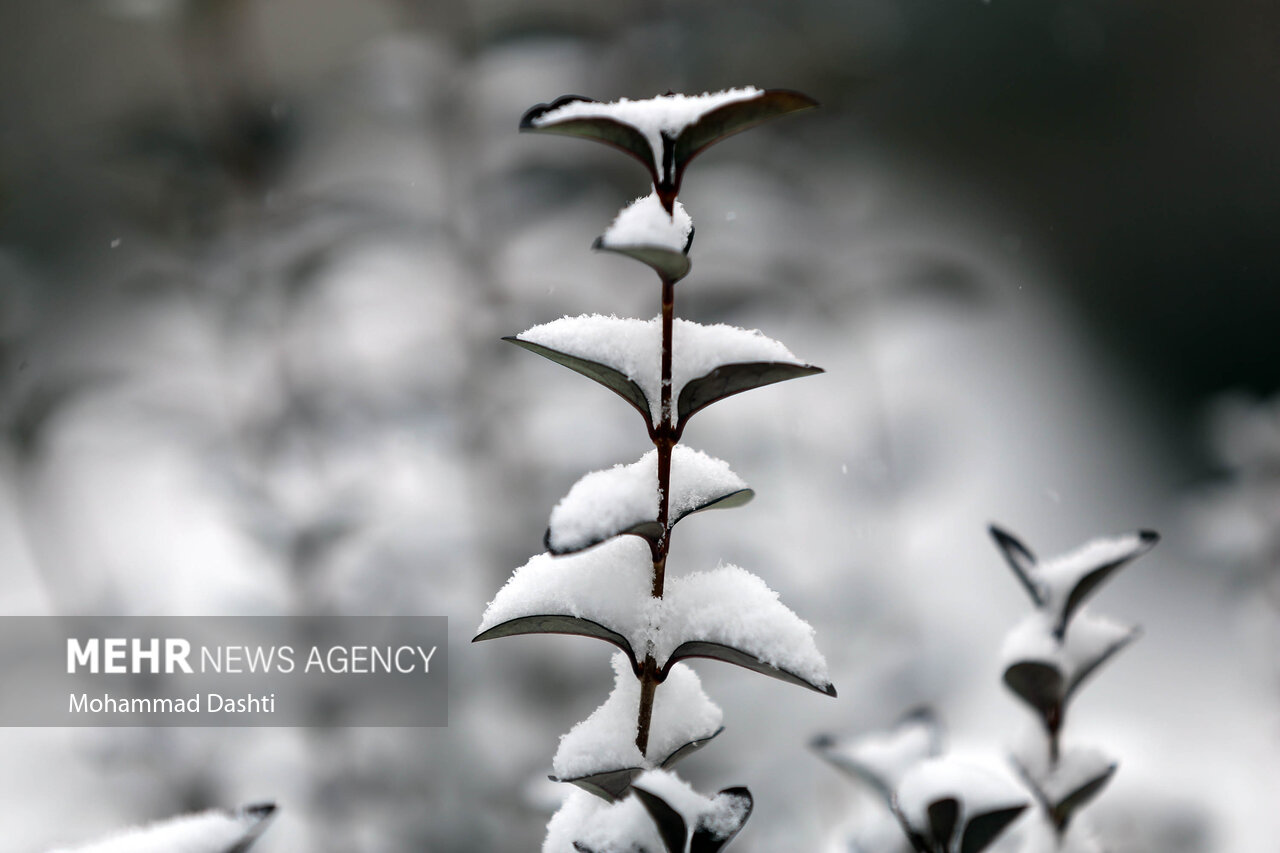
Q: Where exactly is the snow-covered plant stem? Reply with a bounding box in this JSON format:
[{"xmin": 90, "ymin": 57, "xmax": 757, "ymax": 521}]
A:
[
  {"xmin": 476, "ymin": 88, "xmax": 836, "ymax": 851},
  {"xmin": 989, "ymin": 526, "xmax": 1159, "ymax": 849},
  {"xmin": 637, "ymin": 271, "xmax": 677, "ymax": 755}
]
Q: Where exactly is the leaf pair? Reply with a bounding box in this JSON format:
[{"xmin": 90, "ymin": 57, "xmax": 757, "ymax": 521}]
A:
[
  {"xmin": 989, "ymin": 526, "xmax": 1158, "ymax": 638},
  {"xmin": 544, "ymin": 446, "xmax": 752, "ymax": 556},
  {"xmin": 1012, "ymin": 747, "xmax": 1117, "ymax": 835},
  {"xmin": 1001, "ymin": 614, "xmax": 1141, "ymax": 730},
  {"xmin": 475, "ymin": 552, "xmax": 836, "ymax": 696},
  {"xmin": 551, "ymin": 656, "xmax": 725, "ymax": 802},
  {"xmin": 501, "ymin": 322, "xmax": 819, "ymax": 435},
  {"xmin": 896, "ymin": 797, "xmax": 1026, "ymax": 853},
  {"xmin": 522, "ymin": 89, "xmax": 817, "ymax": 213},
  {"xmin": 811, "ymin": 706, "xmax": 944, "ymax": 805},
  {"xmin": 555, "ymin": 725, "xmax": 729, "ymax": 801},
  {"xmin": 573, "ymin": 785, "xmax": 753, "ymax": 853},
  {"xmin": 474, "ymin": 616, "xmax": 835, "ymax": 696},
  {"xmin": 891, "ymin": 759, "xmax": 1027, "ymax": 853}
]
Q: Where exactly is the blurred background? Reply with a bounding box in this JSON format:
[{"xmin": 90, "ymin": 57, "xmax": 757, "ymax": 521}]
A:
[{"xmin": 1, "ymin": 0, "xmax": 1278, "ymax": 851}]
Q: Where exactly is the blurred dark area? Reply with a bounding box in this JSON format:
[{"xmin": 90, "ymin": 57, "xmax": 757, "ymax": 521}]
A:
[
  {"xmin": 4, "ymin": 0, "xmax": 1278, "ymax": 444},
  {"xmin": 1, "ymin": 2, "xmax": 1277, "ymax": 851}
]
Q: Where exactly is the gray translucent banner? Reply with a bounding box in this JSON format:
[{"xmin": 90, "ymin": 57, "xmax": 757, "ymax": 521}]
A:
[{"xmin": 0, "ymin": 616, "xmax": 448, "ymax": 726}]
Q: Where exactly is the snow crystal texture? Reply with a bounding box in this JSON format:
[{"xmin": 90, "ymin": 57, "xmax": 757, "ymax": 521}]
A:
[
  {"xmin": 599, "ymin": 192, "xmax": 692, "ymax": 253},
  {"xmin": 476, "ymin": 536, "xmax": 653, "ymax": 655},
  {"xmin": 553, "ymin": 653, "xmax": 723, "ymax": 780},
  {"xmin": 48, "ymin": 809, "xmax": 265, "ymax": 853},
  {"xmin": 546, "ymin": 446, "xmax": 746, "ymax": 553},
  {"xmin": 655, "ymin": 565, "xmax": 830, "ymax": 688}
]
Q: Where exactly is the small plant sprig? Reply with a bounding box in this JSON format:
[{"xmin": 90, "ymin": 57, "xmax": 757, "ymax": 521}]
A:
[
  {"xmin": 814, "ymin": 524, "xmax": 1159, "ymax": 853},
  {"xmin": 990, "ymin": 525, "xmax": 1159, "ymax": 848},
  {"xmin": 475, "ymin": 87, "xmax": 835, "ymax": 851},
  {"xmin": 814, "ymin": 708, "xmax": 1030, "ymax": 853},
  {"xmin": 811, "ymin": 707, "xmax": 946, "ymax": 853}
]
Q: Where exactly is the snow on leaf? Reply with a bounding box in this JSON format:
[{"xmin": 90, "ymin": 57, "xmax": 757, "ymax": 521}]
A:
[
  {"xmin": 545, "ymin": 790, "xmax": 664, "ymax": 853},
  {"xmin": 1001, "ymin": 610, "xmax": 1140, "ymax": 718},
  {"xmin": 1012, "ymin": 743, "xmax": 1117, "ymax": 830},
  {"xmin": 631, "ymin": 786, "xmax": 688, "ymax": 853},
  {"xmin": 654, "ymin": 565, "xmax": 834, "ymax": 695},
  {"xmin": 546, "ymin": 772, "xmax": 744, "ymax": 853},
  {"xmin": 512, "ymin": 315, "xmax": 815, "ymax": 428},
  {"xmin": 49, "ymin": 804, "xmax": 277, "ymax": 853},
  {"xmin": 1038, "ymin": 531, "xmax": 1159, "ymax": 635},
  {"xmin": 672, "ymin": 90, "xmax": 818, "ymax": 169},
  {"xmin": 690, "ymin": 788, "xmax": 753, "ymax": 853},
  {"xmin": 892, "ymin": 759, "xmax": 1027, "ymax": 853},
  {"xmin": 504, "ymin": 336, "xmax": 651, "ymax": 422},
  {"xmin": 474, "ymin": 537, "xmax": 653, "ymax": 665},
  {"xmin": 812, "ymin": 707, "xmax": 944, "ymax": 802},
  {"xmin": 987, "ymin": 525, "xmax": 1159, "ymax": 636},
  {"xmin": 593, "ymin": 191, "xmax": 694, "ymax": 282},
  {"xmin": 552, "ymin": 653, "xmax": 724, "ymax": 795},
  {"xmin": 523, "ymin": 89, "xmax": 816, "ymax": 212},
  {"xmin": 546, "ymin": 446, "xmax": 750, "ymax": 554}
]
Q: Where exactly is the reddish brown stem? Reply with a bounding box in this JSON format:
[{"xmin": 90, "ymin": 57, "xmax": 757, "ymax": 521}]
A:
[{"xmin": 635, "ymin": 275, "xmax": 677, "ymax": 757}]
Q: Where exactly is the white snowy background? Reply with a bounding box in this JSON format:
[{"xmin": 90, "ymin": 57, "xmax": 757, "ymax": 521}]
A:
[{"xmin": 1, "ymin": 1, "xmax": 1278, "ymax": 851}]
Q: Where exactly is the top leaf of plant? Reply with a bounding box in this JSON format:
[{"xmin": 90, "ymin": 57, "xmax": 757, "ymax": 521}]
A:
[
  {"xmin": 521, "ymin": 88, "xmax": 817, "ymax": 212},
  {"xmin": 988, "ymin": 525, "xmax": 1159, "ymax": 636}
]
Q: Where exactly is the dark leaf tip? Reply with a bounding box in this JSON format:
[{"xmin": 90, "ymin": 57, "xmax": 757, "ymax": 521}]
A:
[
  {"xmin": 244, "ymin": 803, "xmax": 277, "ymax": 819},
  {"xmin": 520, "ymin": 95, "xmax": 597, "ymax": 130},
  {"xmin": 810, "ymin": 733, "xmax": 835, "ymax": 750}
]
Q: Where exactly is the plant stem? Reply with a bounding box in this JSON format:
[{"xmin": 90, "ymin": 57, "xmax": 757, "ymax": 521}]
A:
[
  {"xmin": 636, "ymin": 274, "xmax": 677, "ymax": 756},
  {"xmin": 1047, "ymin": 705, "xmax": 1061, "ymax": 764}
]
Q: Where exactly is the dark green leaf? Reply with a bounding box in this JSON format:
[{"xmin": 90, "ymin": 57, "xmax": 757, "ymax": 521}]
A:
[
  {"xmin": 662, "ymin": 641, "xmax": 836, "ymax": 696},
  {"xmin": 677, "ymin": 362, "xmax": 823, "ymax": 424},
  {"xmin": 988, "ymin": 525, "xmax": 1042, "ymax": 607},
  {"xmin": 1058, "ymin": 531, "xmax": 1159, "ymax": 635},
  {"xmin": 674, "ymin": 90, "xmax": 818, "ymax": 174},
  {"xmin": 926, "ymin": 798, "xmax": 959, "ymax": 851},
  {"xmin": 958, "ymin": 804, "xmax": 1028, "ymax": 853},
  {"xmin": 659, "ymin": 726, "xmax": 725, "ymax": 769},
  {"xmin": 810, "ymin": 707, "xmax": 942, "ymax": 804},
  {"xmin": 1002, "ymin": 660, "xmax": 1064, "ymax": 720},
  {"xmin": 632, "ymin": 786, "xmax": 688, "ymax": 853},
  {"xmin": 552, "ymin": 767, "xmax": 642, "ymax": 803},
  {"xmin": 545, "ymin": 520, "xmax": 664, "ymax": 556},
  {"xmin": 473, "ymin": 615, "xmax": 638, "ymax": 672},
  {"xmin": 1065, "ymin": 625, "xmax": 1141, "ymax": 700},
  {"xmin": 1051, "ymin": 761, "xmax": 1117, "ymax": 829},
  {"xmin": 506, "ymin": 337, "xmax": 652, "ymax": 426},
  {"xmin": 520, "ymin": 96, "xmax": 659, "ymax": 186},
  {"xmin": 675, "ymin": 488, "xmax": 755, "ymax": 523},
  {"xmin": 809, "ymin": 733, "xmax": 894, "ymax": 802},
  {"xmin": 901, "ymin": 828, "xmax": 932, "ymax": 853},
  {"xmin": 690, "ymin": 787, "xmax": 753, "ymax": 853},
  {"xmin": 592, "ymin": 238, "xmax": 692, "ymax": 283}
]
